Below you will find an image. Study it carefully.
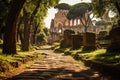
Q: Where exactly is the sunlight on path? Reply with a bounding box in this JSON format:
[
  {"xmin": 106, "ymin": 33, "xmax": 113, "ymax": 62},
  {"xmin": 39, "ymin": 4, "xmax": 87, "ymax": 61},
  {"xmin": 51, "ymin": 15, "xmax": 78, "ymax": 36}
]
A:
[{"xmin": 9, "ymin": 45, "xmax": 109, "ymax": 80}]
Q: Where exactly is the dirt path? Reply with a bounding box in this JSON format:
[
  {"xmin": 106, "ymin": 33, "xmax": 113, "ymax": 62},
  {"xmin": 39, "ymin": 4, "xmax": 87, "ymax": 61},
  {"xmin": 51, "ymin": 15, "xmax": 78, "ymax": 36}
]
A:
[{"xmin": 8, "ymin": 45, "xmax": 109, "ymax": 80}]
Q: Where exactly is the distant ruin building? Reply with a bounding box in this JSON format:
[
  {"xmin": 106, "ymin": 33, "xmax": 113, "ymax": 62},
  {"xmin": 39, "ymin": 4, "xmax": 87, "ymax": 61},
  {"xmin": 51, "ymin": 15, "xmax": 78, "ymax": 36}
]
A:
[{"xmin": 49, "ymin": 10, "xmax": 95, "ymax": 43}]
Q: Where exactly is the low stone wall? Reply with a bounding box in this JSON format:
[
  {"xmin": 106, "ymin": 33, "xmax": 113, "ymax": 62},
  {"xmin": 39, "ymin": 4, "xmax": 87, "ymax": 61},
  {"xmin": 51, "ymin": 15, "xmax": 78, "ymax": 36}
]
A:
[
  {"xmin": 71, "ymin": 34, "xmax": 83, "ymax": 49},
  {"xmin": 82, "ymin": 32, "xmax": 96, "ymax": 51},
  {"xmin": 107, "ymin": 27, "xmax": 120, "ymax": 52},
  {"xmin": 63, "ymin": 30, "xmax": 75, "ymax": 47},
  {"xmin": 83, "ymin": 32, "xmax": 96, "ymax": 47},
  {"xmin": 61, "ymin": 31, "xmax": 96, "ymax": 50}
]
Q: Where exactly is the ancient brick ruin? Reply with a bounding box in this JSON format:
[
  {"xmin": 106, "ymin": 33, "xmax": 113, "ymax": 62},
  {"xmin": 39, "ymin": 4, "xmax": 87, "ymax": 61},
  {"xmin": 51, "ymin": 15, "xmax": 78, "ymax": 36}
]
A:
[{"xmin": 49, "ymin": 10, "xmax": 95, "ymax": 43}]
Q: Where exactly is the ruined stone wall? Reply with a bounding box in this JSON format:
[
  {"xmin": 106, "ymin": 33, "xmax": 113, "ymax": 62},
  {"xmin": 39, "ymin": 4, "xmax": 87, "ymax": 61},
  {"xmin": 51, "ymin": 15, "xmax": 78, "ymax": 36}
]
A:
[{"xmin": 83, "ymin": 32, "xmax": 96, "ymax": 47}]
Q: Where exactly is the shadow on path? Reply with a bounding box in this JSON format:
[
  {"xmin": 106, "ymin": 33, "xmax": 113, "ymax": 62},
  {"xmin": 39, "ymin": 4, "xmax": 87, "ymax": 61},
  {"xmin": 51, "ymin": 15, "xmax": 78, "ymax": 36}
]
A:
[
  {"xmin": 8, "ymin": 67, "xmax": 108, "ymax": 80},
  {"xmin": 7, "ymin": 45, "xmax": 110, "ymax": 80}
]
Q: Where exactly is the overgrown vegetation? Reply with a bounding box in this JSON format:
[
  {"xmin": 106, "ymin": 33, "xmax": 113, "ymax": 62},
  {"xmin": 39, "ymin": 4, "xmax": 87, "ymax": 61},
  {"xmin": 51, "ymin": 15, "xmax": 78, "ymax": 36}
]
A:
[
  {"xmin": 0, "ymin": 42, "xmax": 45, "ymax": 78},
  {"xmin": 53, "ymin": 43, "xmax": 120, "ymax": 65}
]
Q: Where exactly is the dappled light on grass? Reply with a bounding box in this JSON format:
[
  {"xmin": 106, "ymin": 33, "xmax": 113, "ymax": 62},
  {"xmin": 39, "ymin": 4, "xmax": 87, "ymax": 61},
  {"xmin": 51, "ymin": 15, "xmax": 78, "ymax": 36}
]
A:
[
  {"xmin": 17, "ymin": 51, "xmax": 34, "ymax": 57},
  {"xmin": 78, "ymin": 49, "xmax": 106, "ymax": 60},
  {"xmin": 78, "ymin": 49, "xmax": 120, "ymax": 65},
  {"xmin": 0, "ymin": 54, "xmax": 16, "ymax": 62},
  {"xmin": 0, "ymin": 50, "xmax": 45, "ymax": 79}
]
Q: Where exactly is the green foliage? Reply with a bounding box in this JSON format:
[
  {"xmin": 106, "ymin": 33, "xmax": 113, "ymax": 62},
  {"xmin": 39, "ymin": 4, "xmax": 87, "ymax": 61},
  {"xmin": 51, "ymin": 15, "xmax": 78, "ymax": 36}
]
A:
[
  {"xmin": 37, "ymin": 23, "xmax": 49, "ymax": 43},
  {"xmin": 97, "ymin": 40, "xmax": 110, "ymax": 44},
  {"xmin": 95, "ymin": 20, "xmax": 111, "ymax": 26},
  {"xmin": 43, "ymin": 27, "xmax": 49, "ymax": 36},
  {"xmin": 37, "ymin": 33, "xmax": 46, "ymax": 42},
  {"xmin": 92, "ymin": 0, "xmax": 106, "ymax": 17},
  {"xmin": 67, "ymin": 2, "xmax": 91, "ymax": 19},
  {"xmin": 0, "ymin": 0, "xmax": 11, "ymax": 27},
  {"xmin": 67, "ymin": 2, "xmax": 93, "ymax": 32},
  {"xmin": 90, "ymin": 50, "xmax": 120, "ymax": 65},
  {"xmin": 91, "ymin": 0, "xmax": 120, "ymax": 18},
  {"xmin": 0, "ymin": 50, "xmax": 45, "ymax": 76},
  {"xmin": 54, "ymin": 3, "xmax": 71, "ymax": 10},
  {"xmin": 64, "ymin": 51, "xmax": 72, "ymax": 55},
  {"xmin": 23, "ymin": 0, "xmax": 60, "ymax": 21}
]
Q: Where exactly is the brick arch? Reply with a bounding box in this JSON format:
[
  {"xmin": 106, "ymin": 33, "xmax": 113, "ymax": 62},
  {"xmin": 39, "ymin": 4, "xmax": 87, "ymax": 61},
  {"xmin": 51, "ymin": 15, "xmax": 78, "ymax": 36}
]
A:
[
  {"xmin": 57, "ymin": 22, "xmax": 63, "ymax": 33},
  {"xmin": 57, "ymin": 22, "xmax": 63, "ymax": 29}
]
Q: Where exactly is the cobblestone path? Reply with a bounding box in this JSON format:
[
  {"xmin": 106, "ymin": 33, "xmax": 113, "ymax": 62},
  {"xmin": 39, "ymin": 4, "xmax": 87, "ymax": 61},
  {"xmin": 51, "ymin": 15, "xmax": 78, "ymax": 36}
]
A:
[{"xmin": 9, "ymin": 46, "xmax": 108, "ymax": 80}]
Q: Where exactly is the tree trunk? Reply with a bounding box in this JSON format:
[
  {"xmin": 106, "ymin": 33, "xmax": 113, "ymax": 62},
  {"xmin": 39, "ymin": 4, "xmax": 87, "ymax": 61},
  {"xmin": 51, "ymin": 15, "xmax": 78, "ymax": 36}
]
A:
[
  {"xmin": 32, "ymin": 34, "xmax": 36, "ymax": 45},
  {"xmin": 2, "ymin": 0, "xmax": 25, "ymax": 55},
  {"xmin": 21, "ymin": 12, "xmax": 31, "ymax": 51},
  {"xmin": 21, "ymin": 0, "xmax": 42, "ymax": 51},
  {"xmin": 17, "ymin": 16, "xmax": 23, "ymax": 42},
  {"xmin": 84, "ymin": 26, "xmax": 88, "ymax": 32},
  {"xmin": 32, "ymin": 23, "xmax": 39, "ymax": 45}
]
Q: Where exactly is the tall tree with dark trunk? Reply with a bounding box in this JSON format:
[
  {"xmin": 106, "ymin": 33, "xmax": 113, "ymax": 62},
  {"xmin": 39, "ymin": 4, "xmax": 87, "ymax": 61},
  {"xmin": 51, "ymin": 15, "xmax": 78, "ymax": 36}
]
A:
[
  {"xmin": 20, "ymin": 0, "xmax": 60, "ymax": 51},
  {"xmin": 32, "ymin": 21, "xmax": 40, "ymax": 45},
  {"xmin": 0, "ymin": 0, "xmax": 10, "ymax": 39},
  {"xmin": 21, "ymin": 0, "xmax": 42, "ymax": 51},
  {"xmin": 2, "ymin": 0, "xmax": 25, "ymax": 55},
  {"xmin": 21, "ymin": 9, "xmax": 31, "ymax": 51}
]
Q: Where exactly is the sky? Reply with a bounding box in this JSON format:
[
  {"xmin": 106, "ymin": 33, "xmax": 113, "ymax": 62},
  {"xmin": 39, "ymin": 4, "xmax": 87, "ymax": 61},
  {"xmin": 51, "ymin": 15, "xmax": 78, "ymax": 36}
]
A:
[{"xmin": 44, "ymin": 0, "xmax": 91, "ymax": 28}]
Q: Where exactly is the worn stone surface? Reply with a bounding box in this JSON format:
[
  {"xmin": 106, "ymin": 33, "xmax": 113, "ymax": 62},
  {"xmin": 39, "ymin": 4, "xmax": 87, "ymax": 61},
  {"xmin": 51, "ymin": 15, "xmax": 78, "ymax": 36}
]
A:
[{"xmin": 8, "ymin": 46, "xmax": 109, "ymax": 80}]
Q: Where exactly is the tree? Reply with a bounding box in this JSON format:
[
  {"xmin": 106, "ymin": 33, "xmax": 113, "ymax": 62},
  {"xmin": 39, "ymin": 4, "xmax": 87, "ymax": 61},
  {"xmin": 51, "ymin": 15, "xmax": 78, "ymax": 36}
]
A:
[
  {"xmin": 21, "ymin": 0, "xmax": 42, "ymax": 51},
  {"xmin": 91, "ymin": 0, "xmax": 120, "ymax": 53},
  {"xmin": 92, "ymin": 0, "xmax": 120, "ymax": 18},
  {"xmin": 0, "ymin": 0, "xmax": 10, "ymax": 39},
  {"xmin": 2, "ymin": 0, "xmax": 25, "ymax": 54},
  {"xmin": 2, "ymin": 0, "xmax": 60, "ymax": 54},
  {"xmin": 67, "ymin": 2, "xmax": 93, "ymax": 32},
  {"xmin": 19, "ymin": 0, "xmax": 60, "ymax": 51},
  {"xmin": 54, "ymin": 3, "xmax": 71, "ymax": 10}
]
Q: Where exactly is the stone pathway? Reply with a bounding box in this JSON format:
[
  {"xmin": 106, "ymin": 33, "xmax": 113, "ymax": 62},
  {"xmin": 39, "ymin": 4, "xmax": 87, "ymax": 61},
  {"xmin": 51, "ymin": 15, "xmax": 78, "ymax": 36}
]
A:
[{"xmin": 8, "ymin": 46, "xmax": 108, "ymax": 80}]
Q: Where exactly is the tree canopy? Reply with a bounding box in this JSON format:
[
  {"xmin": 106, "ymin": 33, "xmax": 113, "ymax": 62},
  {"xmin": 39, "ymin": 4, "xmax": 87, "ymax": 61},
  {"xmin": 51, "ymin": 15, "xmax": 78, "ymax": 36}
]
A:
[
  {"xmin": 0, "ymin": 0, "xmax": 11, "ymax": 29},
  {"xmin": 54, "ymin": 3, "xmax": 71, "ymax": 10},
  {"xmin": 92, "ymin": 0, "xmax": 120, "ymax": 18},
  {"xmin": 67, "ymin": 2, "xmax": 92, "ymax": 19},
  {"xmin": 66, "ymin": 2, "xmax": 93, "ymax": 32},
  {"xmin": 1, "ymin": 0, "xmax": 60, "ymax": 54}
]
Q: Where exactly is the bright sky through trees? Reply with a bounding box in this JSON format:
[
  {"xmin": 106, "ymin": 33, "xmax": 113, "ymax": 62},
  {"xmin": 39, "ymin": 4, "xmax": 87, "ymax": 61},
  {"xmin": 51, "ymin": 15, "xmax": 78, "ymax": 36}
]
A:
[{"xmin": 44, "ymin": 0, "xmax": 91, "ymax": 28}]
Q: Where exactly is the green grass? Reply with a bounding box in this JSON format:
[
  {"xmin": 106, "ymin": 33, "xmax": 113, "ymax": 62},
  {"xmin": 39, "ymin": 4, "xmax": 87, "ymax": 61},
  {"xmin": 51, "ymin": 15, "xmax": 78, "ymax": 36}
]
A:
[
  {"xmin": 78, "ymin": 49, "xmax": 106, "ymax": 60},
  {"xmin": 78, "ymin": 49, "xmax": 120, "ymax": 65},
  {"xmin": 96, "ymin": 39, "xmax": 110, "ymax": 44},
  {"xmin": 0, "ymin": 42, "xmax": 44, "ymax": 63},
  {"xmin": 54, "ymin": 43, "xmax": 120, "ymax": 65},
  {"xmin": 17, "ymin": 51, "xmax": 34, "ymax": 57},
  {"xmin": 51, "ymin": 42, "xmax": 60, "ymax": 50},
  {"xmin": 49, "ymin": 42, "xmax": 120, "ymax": 65},
  {"xmin": 0, "ymin": 51, "xmax": 31, "ymax": 60},
  {"xmin": 0, "ymin": 54, "xmax": 16, "ymax": 62},
  {"xmin": 0, "ymin": 50, "xmax": 45, "ymax": 78}
]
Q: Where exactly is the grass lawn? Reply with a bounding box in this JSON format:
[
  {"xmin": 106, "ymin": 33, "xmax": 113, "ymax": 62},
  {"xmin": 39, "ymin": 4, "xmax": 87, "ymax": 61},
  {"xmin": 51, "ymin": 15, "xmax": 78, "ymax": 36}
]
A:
[{"xmin": 53, "ymin": 42, "xmax": 120, "ymax": 65}]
